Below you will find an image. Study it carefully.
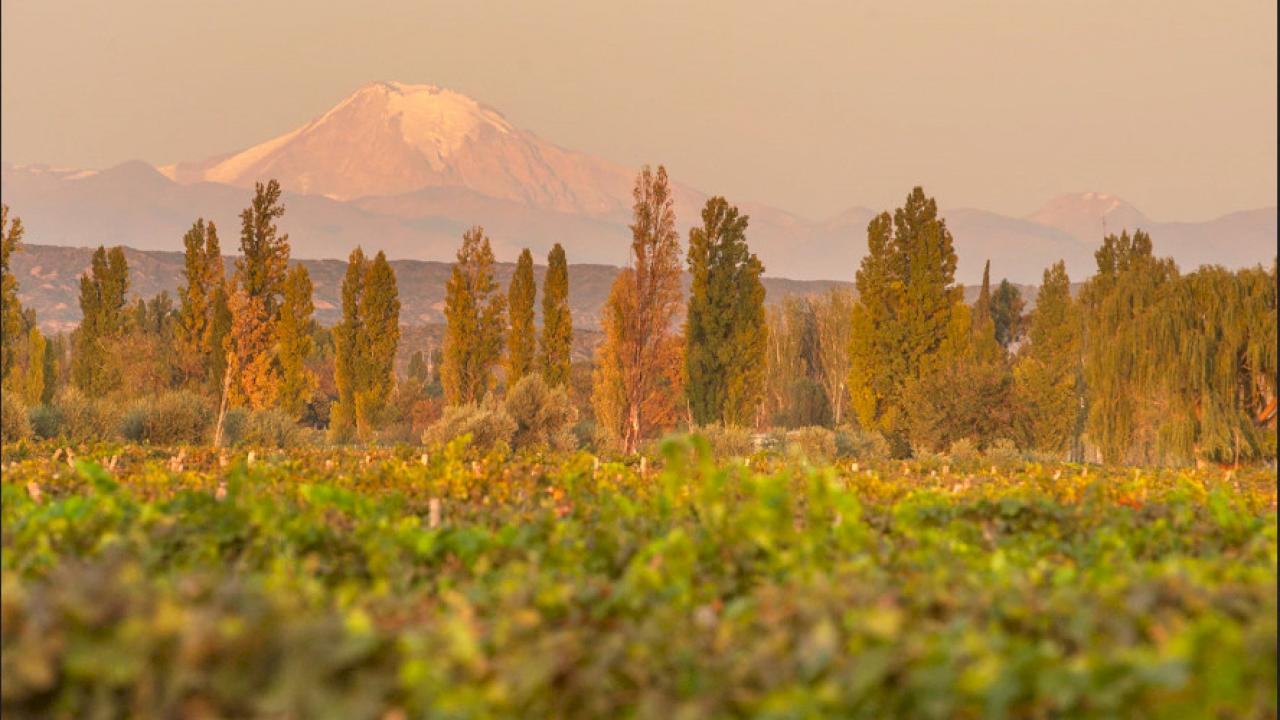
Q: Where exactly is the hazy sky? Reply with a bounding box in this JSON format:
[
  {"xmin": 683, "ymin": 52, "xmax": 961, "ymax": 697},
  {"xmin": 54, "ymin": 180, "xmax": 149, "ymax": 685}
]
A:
[{"xmin": 2, "ymin": 1, "xmax": 1275, "ymax": 221}]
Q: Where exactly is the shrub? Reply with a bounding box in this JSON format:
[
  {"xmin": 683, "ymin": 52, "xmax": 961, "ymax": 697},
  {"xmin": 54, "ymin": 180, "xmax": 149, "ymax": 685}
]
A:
[
  {"xmin": 219, "ymin": 407, "xmax": 248, "ymax": 447},
  {"xmin": 53, "ymin": 387, "xmax": 121, "ymax": 443},
  {"xmin": 2, "ymin": 393, "xmax": 31, "ymax": 443},
  {"xmin": 835, "ymin": 426, "xmax": 890, "ymax": 462},
  {"xmin": 240, "ymin": 409, "xmax": 308, "ymax": 449},
  {"xmin": 145, "ymin": 391, "xmax": 215, "ymax": 445},
  {"xmin": 27, "ymin": 404, "xmax": 62, "ymax": 440},
  {"xmin": 693, "ymin": 424, "xmax": 756, "ymax": 460},
  {"xmin": 786, "ymin": 426, "xmax": 836, "ymax": 462},
  {"xmin": 423, "ymin": 396, "xmax": 516, "ymax": 452},
  {"xmin": 946, "ymin": 437, "xmax": 980, "ymax": 465},
  {"xmin": 119, "ymin": 399, "xmax": 154, "ymax": 442},
  {"xmin": 505, "ymin": 375, "xmax": 577, "ymax": 452},
  {"xmin": 984, "ymin": 437, "xmax": 1023, "ymax": 466}
]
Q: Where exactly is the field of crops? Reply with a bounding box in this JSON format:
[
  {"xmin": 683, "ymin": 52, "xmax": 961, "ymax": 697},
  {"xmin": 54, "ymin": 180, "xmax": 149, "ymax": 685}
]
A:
[{"xmin": 1, "ymin": 437, "xmax": 1276, "ymax": 719}]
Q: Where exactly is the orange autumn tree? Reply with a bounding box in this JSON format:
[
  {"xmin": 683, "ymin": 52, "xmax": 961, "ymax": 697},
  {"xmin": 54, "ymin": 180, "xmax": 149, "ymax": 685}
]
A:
[
  {"xmin": 593, "ymin": 165, "xmax": 684, "ymax": 453},
  {"xmin": 224, "ymin": 180, "xmax": 291, "ymax": 409}
]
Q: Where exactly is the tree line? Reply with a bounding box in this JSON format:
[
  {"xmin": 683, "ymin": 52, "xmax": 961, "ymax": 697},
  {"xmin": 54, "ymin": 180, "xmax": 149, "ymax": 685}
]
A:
[{"xmin": 1, "ymin": 169, "xmax": 1275, "ymax": 465}]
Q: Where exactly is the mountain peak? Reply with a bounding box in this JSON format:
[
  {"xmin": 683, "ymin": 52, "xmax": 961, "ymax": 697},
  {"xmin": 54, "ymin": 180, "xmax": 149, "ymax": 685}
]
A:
[
  {"xmin": 1027, "ymin": 192, "xmax": 1150, "ymax": 243},
  {"xmin": 158, "ymin": 81, "xmax": 633, "ymax": 213}
]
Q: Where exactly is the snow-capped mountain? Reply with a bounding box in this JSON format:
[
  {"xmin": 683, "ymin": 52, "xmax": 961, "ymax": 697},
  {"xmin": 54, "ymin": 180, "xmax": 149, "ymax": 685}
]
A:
[
  {"xmin": 2, "ymin": 81, "xmax": 1275, "ymax": 287},
  {"xmin": 160, "ymin": 81, "xmax": 637, "ymax": 216}
]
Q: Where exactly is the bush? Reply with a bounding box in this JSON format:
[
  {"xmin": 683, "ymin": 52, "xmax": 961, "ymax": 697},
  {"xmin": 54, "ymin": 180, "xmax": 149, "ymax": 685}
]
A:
[
  {"xmin": 786, "ymin": 426, "xmax": 836, "ymax": 462},
  {"xmin": 146, "ymin": 391, "xmax": 215, "ymax": 445},
  {"xmin": 2, "ymin": 393, "xmax": 31, "ymax": 443},
  {"xmin": 240, "ymin": 409, "xmax": 308, "ymax": 449},
  {"xmin": 27, "ymin": 404, "xmax": 62, "ymax": 440},
  {"xmin": 119, "ymin": 399, "xmax": 154, "ymax": 442},
  {"xmin": 984, "ymin": 437, "xmax": 1023, "ymax": 466},
  {"xmin": 946, "ymin": 437, "xmax": 980, "ymax": 465},
  {"xmin": 219, "ymin": 407, "xmax": 248, "ymax": 447},
  {"xmin": 835, "ymin": 426, "xmax": 890, "ymax": 462},
  {"xmin": 422, "ymin": 396, "xmax": 516, "ymax": 452},
  {"xmin": 505, "ymin": 375, "xmax": 577, "ymax": 452},
  {"xmin": 52, "ymin": 387, "xmax": 121, "ymax": 443},
  {"xmin": 693, "ymin": 424, "xmax": 756, "ymax": 460}
]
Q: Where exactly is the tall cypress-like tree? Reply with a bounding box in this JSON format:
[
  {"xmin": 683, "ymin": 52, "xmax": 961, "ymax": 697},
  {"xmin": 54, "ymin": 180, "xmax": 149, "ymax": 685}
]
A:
[
  {"xmin": 275, "ymin": 264, "xmax": 316, "ymax": 419},
  {"xmin": 72, "ymin": 246, "xmax": 130, "ymax": 395},
  {"xmin": 539, "ymin": 243, "xmax": 572, "ymax": 388},
  {"xmin": 204, "ymin": 229, "xmax": 232, "ymax": 395},
  {"xmin": 225, "ymin": 181, "xmax": 291, "ymax": 408},
  {"xmin": 847, "ymin": 187, "xmax": 959, "ymax": 452},
  {"xmin": 357, "ymin": 251, "xmax": 401, "ymax": 434},
  {"xmin": 442, "ymin": 227, "xmax": 505, "ymax": 405},
  {"xmin": 176, "ymin": 219, "xmax": 219, "ymax": 385},
  {"xmin": 21, "ymin": 327, "xmax": 46, "ymax": 406},
  {"xmin": 331, "ymin": 248, "xmax": 368, "ymax": 437},
  {"xmin": 991, "ymin": 279, "xmax": 1026, "ymax": 348},
  {"xmin": 593, "ymin": 165, "xmax": 684, "ymax": 453},
  {"xmin": 1, "ymin": 205, "xmax": 24, "ymax": 383},
  {"xmin": 684, "ymin": 196, "xmax": 766, "ymax": 427},
  {"xmin": 506, "ymin": 248, "xmax": 536, "ymax": 384}
]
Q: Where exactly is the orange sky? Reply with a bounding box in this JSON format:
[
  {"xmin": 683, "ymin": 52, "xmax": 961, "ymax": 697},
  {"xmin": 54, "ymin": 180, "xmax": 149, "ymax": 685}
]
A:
[{"xmin": 2, "ymin": 0, "xmax": 1275, "ymax": 221}]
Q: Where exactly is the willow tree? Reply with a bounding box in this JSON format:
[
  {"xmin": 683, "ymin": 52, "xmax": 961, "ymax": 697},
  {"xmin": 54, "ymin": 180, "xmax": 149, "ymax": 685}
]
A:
[
  {"xmin": 539, "ymin": 243, "xmax": 572, "ymax": 388},
  {"xmin": 1145, "ymin": 265, "xmax": 1277, "ymax": 464},
  {"xmin": 442, "ymin": 227, "xmax": 506, "ymax": 405},
  {"xmin": 1079, "ymin": 230, "xmax": 1178, "ymax": 464},
  {"xmin": 847, "ymin": 188, "xmax": 960, "ymax": 453},
  {"xmin": 593, "ymin": 165, "xmax": 684, "ymax": 453},
  {"xmin": 1015, "ymin": 261, "xmax": 1082, "ymax": 457},
  {"xmin": 506, "ymin": 248, "xmax": 537, "ymax": 384},
  {"xmin": 684, "ymin": 196, "xmax": 766, "ymax": 427}
]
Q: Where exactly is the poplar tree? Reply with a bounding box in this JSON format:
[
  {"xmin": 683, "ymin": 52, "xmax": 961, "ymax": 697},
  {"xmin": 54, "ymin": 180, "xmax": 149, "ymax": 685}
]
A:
[
  {"xmin": 593, "ymin": 165, "xmax": 683, "ymax": 453},
  {"xmin": 506, "ymin": 248, "xmax": 536, "ymax": 384},
  {"xmin": 176, "ymin": 219, "xmax": 219, "ymax": 385},
  {"xmin": 275, "ymin": 264, "xmax": 316, "ymax": 419},
  {"xmin": 539, "ymin": 243, "xmax": 572, "ymax": 388},
  {"xmin": 442, "ymin": 227, "xmax": 506, "ymax": 405},
  {"xmin": 847, "ymin": 187, "xmax": 960, "ymax": 452},
  {"xmin": 72, "ymin": 246, "xmax": 130, "ymax": 395},
  {"xmin": 684, "ymin": 196, "xmax": 766, "ymax": 427},
  {"xmin": 1015, "ymin": 261, "xmax": 1082, "ymax": 456},
  {"xmin": 21, "ymin": 327, "xmax": 46, "ymax": 407},
  {"xmin": 331, "ymin": 248, "xmax": 369, "ymax": 437},
  {"xmin": 1, "ymin": 205, "xmax": 24, "ymax": 383},
  {"xmin": 357, "ymin": 251, "xmax": 401, "ymax": 434},
  {"xmin": 225, "ymin": 181, "xmax": 291, "ymax": 408}
]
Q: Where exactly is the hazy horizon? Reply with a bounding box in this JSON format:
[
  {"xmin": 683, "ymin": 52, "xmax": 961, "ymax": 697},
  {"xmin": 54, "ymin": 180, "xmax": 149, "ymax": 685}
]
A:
[{"xmin": 2, "ymin": 1, "xmax": 1276, "ymax": 222}]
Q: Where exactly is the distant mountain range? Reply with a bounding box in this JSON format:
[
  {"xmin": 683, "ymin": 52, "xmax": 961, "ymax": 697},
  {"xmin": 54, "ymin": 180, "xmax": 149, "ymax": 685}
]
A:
[{"xmin": 2, "ymin": 80, "xmax": 1274, "ymax": 292}]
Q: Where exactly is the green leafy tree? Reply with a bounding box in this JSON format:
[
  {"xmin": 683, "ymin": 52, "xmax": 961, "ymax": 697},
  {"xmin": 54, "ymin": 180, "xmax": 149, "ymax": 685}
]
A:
[
  {"xmin": 991, "ymin": 279, "xmax": 1026, "ymax": 348},
  {"xmin": 356, "ymin": 251, "xmax": 401, "ymax": 434},
  {"xmin": 847, "ymin": 187, "xmax": 960, "ymax": 452},
  {"xmin": 1015, "ymin": 261, "xmax": 1082, "ymax": 457},
  {"xmin": 539, "ymin": 243, "xmax": 573, "ymax": 388},
  {"xmin": 684, "ymin": 196, "xmax": 766, "ymax": 427},
  {"xmin": 72, "ymin": 246, "xmax": 130, "ymax": 395},
  {"xmin": 442, "ymin": 227, "xmax": 506, "ymax": 406},
  {"xmin": 506, "ymin": 248, "xmax": 536, "ymax": 385},
  {"xmin": 275, "ymin": 264, "xmax": 316, "ymax": 419},
  {"xmin": 1, "ymin": 205, "xmax": 25, "ymax": 382},
  {"xmin": 176, "ymin": 219, "xmax": 222, "ymax": 386},
  {"xmin": 21, "ymin": 327, "xmax": 46, "ymax": 406},
  {"xmin": 331, "ymin": 248, "xmax": 368, "ymax": 438}
]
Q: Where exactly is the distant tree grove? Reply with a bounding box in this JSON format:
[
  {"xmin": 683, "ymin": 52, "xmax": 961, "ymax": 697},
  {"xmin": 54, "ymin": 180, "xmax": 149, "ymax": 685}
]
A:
[{"xmin": 0, "ymin": 174, "xmax": 1274, "ymax": 466}]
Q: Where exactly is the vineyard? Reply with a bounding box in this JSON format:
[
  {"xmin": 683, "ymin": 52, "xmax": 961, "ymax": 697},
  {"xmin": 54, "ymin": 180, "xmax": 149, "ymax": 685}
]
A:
[{"xmin": 1, "ymin": 438, "xmax": 1276, "ymax": 719}]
